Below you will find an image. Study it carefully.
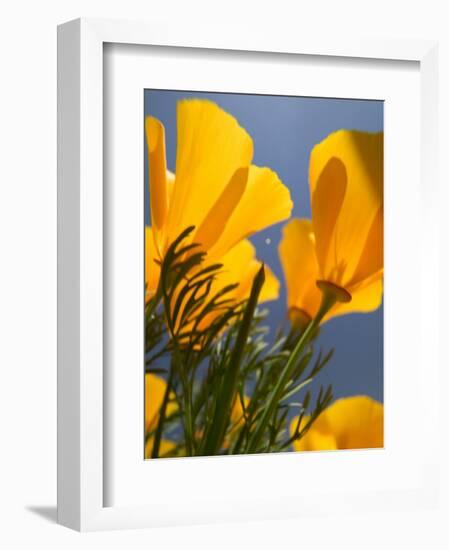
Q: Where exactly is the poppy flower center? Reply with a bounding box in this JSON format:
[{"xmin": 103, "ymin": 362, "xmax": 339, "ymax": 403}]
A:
[
  {"xmin": 289, "ymin": 307, "xmax": 313, "ymax": 329},
  {"xmin": 316, "ymin": 280, "xmax": 352, "ymax": 303}
]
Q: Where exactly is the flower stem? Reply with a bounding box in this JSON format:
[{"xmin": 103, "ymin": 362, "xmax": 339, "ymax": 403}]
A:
[
  {"xmin": 151, "ymin": 366, "xmax": 174, "ymax": 458},
  {"xmin": 245, "ymin": 287, "xmax": 338, "ymax": 453},
  {"xmin": 200, "ymin": 265, "xmax": 265, "ymax": 456},
  {"xmin": 182, "ymin": 368, "xmax": 195, "ymax": 455}
]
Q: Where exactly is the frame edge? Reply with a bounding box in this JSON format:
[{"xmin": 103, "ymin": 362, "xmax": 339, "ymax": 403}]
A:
[{"xmin": 57, "ymin": 18, "xmax": 82, "ymax": 531}]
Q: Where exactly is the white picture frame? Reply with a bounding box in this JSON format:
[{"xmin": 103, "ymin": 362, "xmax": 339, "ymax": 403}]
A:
[{"xmin": 57, "ymin": 17, "xmax": 439, "ymax": 531}]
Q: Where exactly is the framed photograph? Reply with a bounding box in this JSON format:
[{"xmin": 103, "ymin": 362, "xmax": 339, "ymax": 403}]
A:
[{"xmin": 57, "ymin": 18, "xmax": 439, "ymax": 531}]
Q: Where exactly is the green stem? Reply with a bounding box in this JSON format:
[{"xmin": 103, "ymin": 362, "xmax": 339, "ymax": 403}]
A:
[
  {"xmin": 229, "ymin": 421, "xmax": 248, "ymax": 455},
  {"xmin": 182, "ymin": 367, "xmax": 195, "ymax": 455},
  {"xmin": 159, "ymin": 247, "xmax": 195, "ymax": 455},
  {"xmin": 145, "ymin": 293, "xmax": 160, "ymax": 320},
  {"xmin": 170, "ymin": 343, "xmax": 195, "ymax": 456},
  {"xmin": 151, "ymin": 366, "xmax": 174, "ymax": 458},
  {"xmin": 245, "ymin": 288, "xmax": 338, "ymax": 453},
  {"xmin": 200, "ymin": 265, "xmax": 265, "ymax": 456}
]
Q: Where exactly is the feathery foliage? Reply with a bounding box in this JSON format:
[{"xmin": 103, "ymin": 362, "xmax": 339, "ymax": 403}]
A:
[{"xmin": 145, "ymin": 228, "xmax": 334, "ymax": 458}]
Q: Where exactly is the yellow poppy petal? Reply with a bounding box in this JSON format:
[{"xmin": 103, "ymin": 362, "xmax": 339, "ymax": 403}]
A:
[
  {"xmin": 145, "ymin": 373, "xmax": 167, "ymax": 432},
  {"xmin": 291, "ymin": 412, "xmax": 331, "ymax": 452},
  {"xmin": 310, "ymin": 157, "xmax": 347, "ymax": 284},
  {"xmin": 193, "ymin": 167, "xmax": 248, "ymax": 252},
  {"xmin": 278, "ymin": 218, "xmax": 322, "ymax": 319},
  {"xmin": 166, "ymin": 169, "xmax": 175, "ymax": 184},
  {"xmin": 310, "ymin": 130, "xmax": 383, "ymax": 286},
  {"xmin": 145, "ymin": 226, "xmax": 161, "ymax": 302},
  {"xmin": 217, "ymin": 239, "xmax": 279, "ymax": 303},
  {"xmin": 165, "ymin": 99, "xmax": 253, "ymax": 247},
  {"xmin": 293, "ymin": 423, "xmax": 338, "ymax": 451},
  {"xmin": 230, "ymin": 394, "xmax": 249, "ymax": 426},
  {"xmin": 325, "ymin": 396, "xmax": 384, "ymax": 449},
  {"xmin": 347, "ymin": 207, "xmax": 383, "ymax": 288},
  {"xmin": 292, "ymin": 396, "xmax": 383, "ymax": 451},
  {"xmin": 259, "ymin": 263, "xmax": 280, "ymax": 302},
  {"xmin": 169, "ymin": 240, "xmax": 255, "ymax": 337},
  {"xmin": 208, "ymin": 165, "xmax": 293, "ymax": 260},
  {"xmin": 186, "ymin": 240, "xmax": 279, "ymax": 336},
  {"xmin": 166, "ymin": 170, "xmax": 175, "ymax": 206},
  {"xmin": 145, "ymin": 117, "xmax": 170, "ymax": 254},
  {"xmin": 209, "ymin": 240, "xmax": 256, "ymax": 301},
  {"xmin": 327, "ymin": 272, "xmax": 383, "ymax": 321},
  {"xmin": 220, "ymin": 394, "xmax": 250, "ymax": 449},
  {"xmin": 145, "ymin": 437, "xmax": 176, "ymax": 459},
  {"xmin": 145, "ymin": 373, "xmax": 177, "ymax": 433}
]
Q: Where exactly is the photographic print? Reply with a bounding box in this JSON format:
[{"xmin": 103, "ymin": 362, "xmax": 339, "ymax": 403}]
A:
[{"xmin": 144, "ymin": 90, "xmax": 383, "ymax": 459}]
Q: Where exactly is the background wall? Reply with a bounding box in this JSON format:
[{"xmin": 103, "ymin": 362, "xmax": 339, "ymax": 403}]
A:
[{"xmin": 0, "ymin": 1, "xmax": 448, "ymax": 548}]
